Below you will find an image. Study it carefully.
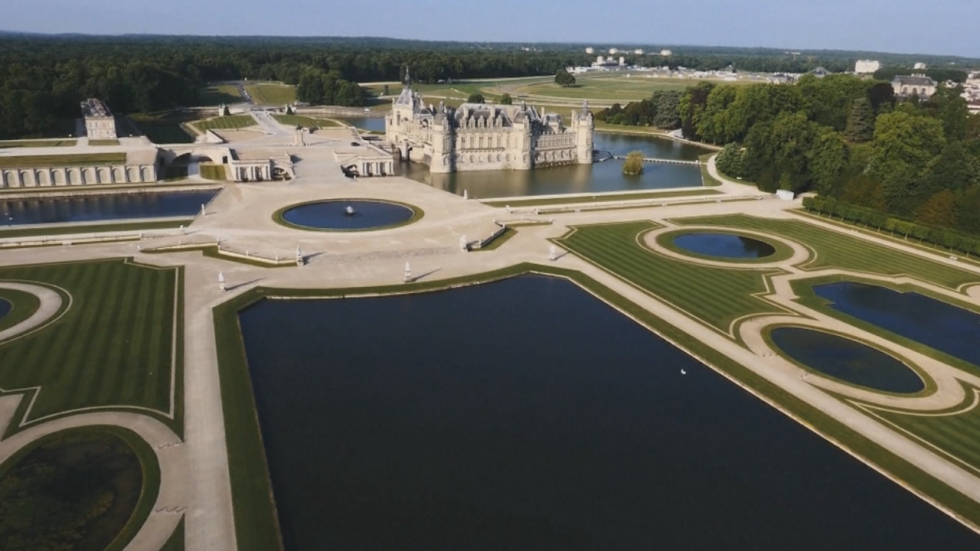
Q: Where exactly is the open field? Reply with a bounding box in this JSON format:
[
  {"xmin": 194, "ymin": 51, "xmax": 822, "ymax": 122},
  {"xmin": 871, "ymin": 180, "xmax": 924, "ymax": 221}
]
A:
[
  {"xmin": 192, "ymin": 115, "xmax": 256, "ymax": 133},
  {"xmin": 482, "ymin": 188, "xmax": 719, "ymax": 208},
  {"xmin": 244, "ymin": 83, "xmax": 296, "ymax": 105},
  {"xmin": 0, "ymin": 139, "xmax": 77, "ymax": 148},
  {"xmin": 508, "ymin": 74, "xmax": 755, "ymax": 102},
  {"xmin": 199, "ymin": 85, "xmax": 243, "ymax": 106},
  {"xmin": 0, "ymin": 259, "xmax": 182, "ymax": 433},
  {"xmin": 199, "ymin": 164, "xmax": 228, "ymax": 181},
  {"xmin": 271, "ymin": 114, "xmax": 339, "ymax": 128},
  {"xmin": 0, "ymin": 153, "xmax": 127, "ymax": 169}
]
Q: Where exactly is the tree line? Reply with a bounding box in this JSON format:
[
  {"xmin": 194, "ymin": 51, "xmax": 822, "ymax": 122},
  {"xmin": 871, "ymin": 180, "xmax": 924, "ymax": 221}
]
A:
[{"xmin": 688, "ymin": 75, "xmax": 980, "ymax": 236}]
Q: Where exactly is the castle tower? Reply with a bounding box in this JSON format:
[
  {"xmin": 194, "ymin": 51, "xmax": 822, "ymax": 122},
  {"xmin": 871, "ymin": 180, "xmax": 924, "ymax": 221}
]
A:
[
  {"xmin": 430, "ymin": 114, "xmax": 455, "ymax": 174},
  {"xmin": 573, "ymin": 100, "xmax": 594, "ymax": 165}
]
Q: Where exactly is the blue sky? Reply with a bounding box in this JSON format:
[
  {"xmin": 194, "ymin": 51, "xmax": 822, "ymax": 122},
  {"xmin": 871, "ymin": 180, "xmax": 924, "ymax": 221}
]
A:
[{"xmin": 2, "ymin": 0, "xmax": 978, "ymax": 58}]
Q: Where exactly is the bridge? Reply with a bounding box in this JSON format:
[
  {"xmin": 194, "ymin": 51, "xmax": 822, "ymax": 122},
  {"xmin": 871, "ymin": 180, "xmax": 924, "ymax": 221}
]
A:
[{"xmin": 611, "ymin": 155, "xmax": 700, "ymax": 166}]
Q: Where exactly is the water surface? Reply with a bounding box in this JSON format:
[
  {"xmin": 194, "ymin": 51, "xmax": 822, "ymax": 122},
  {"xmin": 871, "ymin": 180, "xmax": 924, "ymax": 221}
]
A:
[
  {"xmin": 814, "ymin": 281, "xmax": 980, "ymax": 371},
  {"xmin": 0, "ymin": 298, "xmax": 10, "ymax": 320},
  {"xmin": 335, "ymin": 116, "xmax": 386, "ymax": 132},
  {"xmin": 0, "ymin": 190, "xmax": 218, "ymax": 226},
  {"xmin": 399, "ymin": 132, "xmax": 709, "ymax": 198},
  {"xmin": 238, "ymin": 275, "xmax": 976, "ymax": 550},
  {"xmin": 280, "ymin": 200, "xmax": 413, "ymax": 230},
  {"xmin": 771, "ymin": 327, "xmax": 925, "ymax": 393},
  {"xmin": 673, "ymin": 232, "xmax": 775, "ymax": 259}
]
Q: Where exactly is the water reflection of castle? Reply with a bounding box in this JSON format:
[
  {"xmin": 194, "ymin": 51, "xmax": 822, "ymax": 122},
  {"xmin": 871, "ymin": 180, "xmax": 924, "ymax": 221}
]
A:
[{"xmin": 386, "ymin": 71, "xmax": 594, "ymax": 174}]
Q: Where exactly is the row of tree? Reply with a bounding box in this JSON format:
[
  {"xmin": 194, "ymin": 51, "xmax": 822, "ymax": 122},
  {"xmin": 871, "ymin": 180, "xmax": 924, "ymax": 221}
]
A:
[
  {"xmin": 700, "ymin": 75, "xmax": 980, "ymax": 235},
  {"xmin": 295, "ymin": 69, "xmax": 366, "ymax": 106}
]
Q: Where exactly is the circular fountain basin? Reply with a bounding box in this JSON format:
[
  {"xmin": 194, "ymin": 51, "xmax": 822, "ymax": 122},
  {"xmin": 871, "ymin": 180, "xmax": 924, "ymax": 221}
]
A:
[
  {"xmin": 672, "ymin": 232, "xmax": 776, "ymax": 259},
  {"xmin": 770, "ymin": 327, "xmax": 925, "ymax": 394},
  {"xmin": 278, "ymin": 200, "xmax": 417, "ymax": 231}
]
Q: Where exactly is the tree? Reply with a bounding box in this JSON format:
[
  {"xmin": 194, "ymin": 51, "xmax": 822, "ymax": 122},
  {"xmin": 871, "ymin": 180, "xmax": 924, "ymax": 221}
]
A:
[
  {"xmin": 499, "ymin": 93, "xmax": 513, "ymax": 105},
  {"xmin": 622, "ymin": 151, "xmax": 644, "ymax": 175},
  {"xmin": 917, "ymin": 190, "xmax": 957, "ymax": 227},
  {"xmin": 870, "ymin": 111, "xmax": 947, "ymax": 215},
  {"xmin": 845, "ymin": 98, "xmax": 875, "ymax": 142},
  {"xmin": 715, "ymin": 144, "xmax": 744, "ymax": 178},
  {"xmin": 554, "ymin": 69, "xmax": 576, "ymax": 88},
  {"xmin": 382, "ymin": 84, "xmax": 390, "ymax": 96},
  {"xmin": 467, "ymin": 93, "xmax": 485, "ymax": 104}
]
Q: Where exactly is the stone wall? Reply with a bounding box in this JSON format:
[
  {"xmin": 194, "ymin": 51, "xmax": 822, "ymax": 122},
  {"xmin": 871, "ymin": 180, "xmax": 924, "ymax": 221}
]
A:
[{"xmin": 0, "ymin": 164, "xmax": 158, "ymax": 188}]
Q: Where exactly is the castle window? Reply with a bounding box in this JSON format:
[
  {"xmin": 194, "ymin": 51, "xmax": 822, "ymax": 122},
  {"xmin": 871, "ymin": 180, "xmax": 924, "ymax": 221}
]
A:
[{"xmin": 479, "ymin": 136, "xmax": 484, "ymax": 148}]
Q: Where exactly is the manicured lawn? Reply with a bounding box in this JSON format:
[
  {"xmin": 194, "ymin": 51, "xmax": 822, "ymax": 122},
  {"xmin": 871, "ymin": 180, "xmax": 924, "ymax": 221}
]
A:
[
  {"xmin": 0, "ymin": 153, "xmax": 126, "ymax": 169},
  {"xmin": 482, "ymin": 188, "xmax": 719, "ymax": 208},
  {"xmin": 0, "ymin": 259, "xmax": 182, "ymax": 435},
  {"xmin": 199, "ymin": 164, "xmax": 228, "ymax": 181},
  {"xmin": 0, "ymin": 287, "xmax": 41, "ymax": 332},
  {"xmin": 0, "ymin": 139, "xmax": 77, "ymax": 148},
  {"xmin": 199, "ymin": 85, "xmax": 244, "ymax": 106},
  {"xmin": 193, "ymin": 115, "xmax": 256, "ymax": 133},
  {"xmin": 245, "ymin": 83, "xmax": 296, "ymax": 105},
  {"xmin": 873, "ymin": 401, "xmax": 980, "ymax": 478},
  {"xmin": 271, "ymin": 114, "xmax": 339, "ymax": 128},
  {"xmin": 129, "ymin": 115, "xmax": 196, "ymax": 144},
  {"xmin": 677, "ymin": 214, "xmax": 980, "ymax": 289},
  {"xmin": 699, "ymin": 153, "xmax": 721, "ymax": 186},
  {"xmin": 0, "ymin": 219, "xmax": 192, "ymax": 240},
  {"xmin": 512, "ymin": 74, "xmax": 755, "ymax": 102},
  {"xmin": 556, "ymin": 221, "xmax": 784, "ymax": 335},
  {"xmin": 159, "ymin": 518, "xmax": 185, "ymax": 551},
  {"xmin": 89, "ymin": 139, "xmax": 121, "ymax": 146},
  {"xmin": 472, "ymin": 227, "xmax": 516, "ymax": 251}
]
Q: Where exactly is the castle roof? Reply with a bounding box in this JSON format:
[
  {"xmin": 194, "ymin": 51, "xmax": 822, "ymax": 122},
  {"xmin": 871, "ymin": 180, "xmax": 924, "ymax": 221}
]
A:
[{"xmin": 893, "ymin": 75, "xmax": 937, "ymax": 87}]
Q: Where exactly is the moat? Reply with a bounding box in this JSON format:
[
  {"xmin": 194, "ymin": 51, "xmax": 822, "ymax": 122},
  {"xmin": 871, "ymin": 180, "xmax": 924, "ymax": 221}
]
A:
[
  {"xmin": 237, "ymin": 276, "xmax": 978, "ymax": 551},
  {"xmin": 398, "ymin": 131, "xmax": 709, "ymax": 198},
  {"xmin": 0, "ymin": 190, "xmax": 219, "ymax": 226}
]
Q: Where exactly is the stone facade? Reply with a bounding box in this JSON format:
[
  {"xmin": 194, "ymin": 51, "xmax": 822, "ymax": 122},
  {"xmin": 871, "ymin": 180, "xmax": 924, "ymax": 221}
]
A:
[
  {"xmin": 81, "ymin": 98, "xmax": 118, "ymax": 140},
  {"xmin": 892, "ymin": 75, "xmax": 938, "ymax": 98},
  {"xmin": 385, "ymin": 82, "xmax": 593, "ymax": 174},
  {"xmin": 0, "ymin": 162, "xmax": 158, "ymax": 188}
]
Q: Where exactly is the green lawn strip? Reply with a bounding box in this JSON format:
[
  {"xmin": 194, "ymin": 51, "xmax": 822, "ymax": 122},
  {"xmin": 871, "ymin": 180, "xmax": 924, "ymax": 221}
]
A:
[
  {"xmin": 89, "ymin": 139, "xmax": 121, "ymax": 146},
  {"xmin": 472, "ymin": 227, "xmax": 516, "ymax": 252},
  {"xmin": 271, "ymin": 114, "xmax": 339, "ymax": 128},
  {"xmin": 244, "ymin": 84, "xmax": 296, "ymax": 106},
  {"xmin": 193, "ymin": 115, "xmax": 256, "ymax": 133},
  {"xmin": 199, "ymin": 164, "xmax": 228, "ymax": 181},
  {"xmin": 0, "ymin": 259, "xmax": 181, "ymax": 436},
  {"xmin": 676, "ymin": 214, "xmax": 980, "ymax": 289},
  {"xmin": 142, "ymin": 245, "xmax": 296, "ymax": 269},
  {"xmin": 214, "ymin": 263, "xmax": 980, "ymax": 550},
  {"xmin": 0, "ymin": 153, "xmax": 127, "ymax": 168},
  {"xmin": 0, "ymin": 219, "xmax": 192, "ymax": 240},
  {"xmin": 0, "ymin": 425, "xmax": 161, "ymax": 551},
  {"xmin": 699, "ymin": 153, "xmax": 722, "ymax": 186},
  {"xmin": 0, "ymin": 287, "xmax": 41, "ymax": 332},
  {"xmin": 482, "ymin": 188, "xmax": 719, "ymax": 208},
  {"xmin": 271, "ymin": 199, "xmax": 424, "ymax": 233},
  {"xmin": 556, "ymin": 221, "xmax": 788, "ymax": 336},
  {"xmin": 199, "ymin": 84, "xmax": 244, "ymax": 106},
  {"xmin": 159, "ymin": 517, "xmax": 185, "ymax": 551},
  {"xmin": 0, "ymin": 139, "xmax": 77, "ymax": 148},
  {"xmin": 797, "ymin": 210, "xmax": 980, "ymax": 268},
  {"xmin": 130, "ymin": 118, "xmax": 196, "ymax": 144},
  {"xmin": 654, "ymin": 227, "xmax": 797, "ymax": 265}
]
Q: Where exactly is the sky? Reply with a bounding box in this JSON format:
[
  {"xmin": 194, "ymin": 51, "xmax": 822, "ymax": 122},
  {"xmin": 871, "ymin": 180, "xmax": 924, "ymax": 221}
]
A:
[{"xmin": 2, "ymin": 0, "xmax": 979, "ymax": 58}]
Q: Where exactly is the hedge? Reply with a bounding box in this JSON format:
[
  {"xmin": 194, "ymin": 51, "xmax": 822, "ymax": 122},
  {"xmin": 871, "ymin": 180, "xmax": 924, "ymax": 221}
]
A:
[{"xmin": 803, "ymin": 196, "xmax": 980, "ymax": 257}]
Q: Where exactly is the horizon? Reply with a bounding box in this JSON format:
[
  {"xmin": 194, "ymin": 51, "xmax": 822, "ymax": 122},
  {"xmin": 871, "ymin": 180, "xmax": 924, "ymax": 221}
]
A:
[{"xmin": 1, "ymin": 0, "xmax": 978, "ymax": 58}]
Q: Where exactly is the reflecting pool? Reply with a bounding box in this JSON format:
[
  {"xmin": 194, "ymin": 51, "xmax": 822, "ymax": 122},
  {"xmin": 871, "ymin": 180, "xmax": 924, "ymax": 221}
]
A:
[
  {"xmin": 335, "ymin": 116, "xmax": 386, "ymax": 132},
  {"xmin": 771, "ymin": 327, "xmax": 925, "ymax": 393},
  {"xmin": 399, "ymin": 132, "xmax": 710, "ymax": 198},
  {"xmin": 814, "ymin": 281, "xmax": 980, "ymax": 370},
  {"xmin": 279, "ymin": 200, "xmax": 414, "ymax": 231},
  {"xmin": 238, "ymin": 275, "xmax": 976, "ymax": 550},
  {"xmin": 672, "ymin": 232, "xmax": 776, "ymax": 259},
  {"xmin": 0, "ymin": 190, "xmax": 218, "ymax": 226},
  {"xmin": 0, "ymin": 298, "xmax": 10, "ymax": 320}
]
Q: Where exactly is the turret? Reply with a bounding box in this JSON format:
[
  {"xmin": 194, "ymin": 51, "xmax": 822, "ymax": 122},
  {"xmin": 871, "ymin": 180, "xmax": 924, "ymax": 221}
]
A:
[{"xmin": 573, "ymin": 100, "xmax": 594, "ymax": 165}]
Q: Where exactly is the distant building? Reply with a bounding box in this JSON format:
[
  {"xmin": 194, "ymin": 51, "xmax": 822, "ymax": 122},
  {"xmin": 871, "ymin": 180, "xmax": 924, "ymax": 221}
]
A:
[
  {"xmin": 634, "ymin": 49, "xmax": 644, "ymax": 55},
  {"xmin": 609, "ymin": 48, "xmax": 618, "ymax": 55},
  {"xmin": 596, "ymin": 55, "xmax": 605, "ymax": 65},
  {"xmin": 914, "ymin": 62, "xmax": 928, "ymax": 70},
  {"xmin": 585, "ymin": 47, "xmax": 594, "ymax": 54},
  {"xmin": 854, "ymin": 60, "xmax": 881, "ymax": 74},
  {"xmin": 619, "ymin": 57, "xmax": 626, "ymax": 66},
  {"xmin": 660, "ymin": 49, "xmax": 673, "ymax": 57},
  {"xmin": 810, "ymin": 67, "xmax": 831, "ymax": 79},
  {"xmin": 892, "ymin": 75, "xmax": 938, "ymax": 98},
  {"xmin": 81, "ymin": 98, "xmax": 118, "ymax": 140}
]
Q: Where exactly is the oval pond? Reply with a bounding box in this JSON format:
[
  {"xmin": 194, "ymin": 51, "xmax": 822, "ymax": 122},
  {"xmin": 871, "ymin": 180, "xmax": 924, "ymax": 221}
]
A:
[
  {"xmin": 771, "ymin": 327, "xmax": 925, "ymax": 393},
  {"xmin": 280, "ymin": 200, "xmax": 415, "ymax": 231},
  {"xmin": 0, "ymin": 298, "xmax": 10, "ymax": 321},
  {"xmin": 673, "ymin": 232, "xmax": 776, "ymax": 259}
]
